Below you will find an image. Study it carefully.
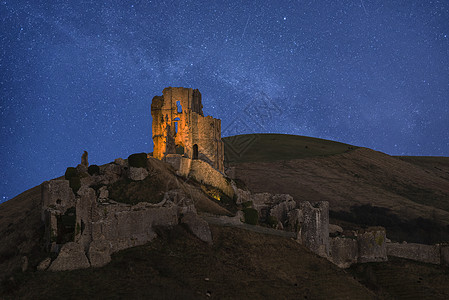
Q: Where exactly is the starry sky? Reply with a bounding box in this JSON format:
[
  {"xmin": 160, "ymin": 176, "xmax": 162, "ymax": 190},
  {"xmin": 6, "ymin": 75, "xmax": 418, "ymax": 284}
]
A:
[{"xmin": 1, "ymin": 0, "xmax": 449, "ymax": 202}]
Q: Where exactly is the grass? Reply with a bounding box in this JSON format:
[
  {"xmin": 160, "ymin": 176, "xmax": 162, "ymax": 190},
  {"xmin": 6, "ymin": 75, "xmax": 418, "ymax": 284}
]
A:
[
  {"xmin": 223, "ymin": 133, "xmax": 357, "ymax": 164},
  {"xmin": 350, "ymin": 257, "xmax": 449, "ymax": 299}
]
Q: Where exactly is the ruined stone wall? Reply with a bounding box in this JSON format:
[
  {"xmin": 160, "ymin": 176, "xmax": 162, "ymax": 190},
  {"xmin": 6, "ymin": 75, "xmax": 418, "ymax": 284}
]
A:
[
  {"xmin": 189, "ymin": 159, "xmax": 234, "ymax": 198},
  {"xmin": 297, "ymin": 201, "xmax": 330, "ymax": 257},
  {"xmin": 151, "ymin": 87, "xmax": 224, "ymax": 172},
  {"xmin": 40, "ymin": 157, "xmax": 213, "ymax": 271},
  {"xmin": 357, "ymin": 228, "xmax": 387, "ymax": 263},
  {"xmin": 386, "ymin": 242, "xmax": 441, "ymax": 264}
]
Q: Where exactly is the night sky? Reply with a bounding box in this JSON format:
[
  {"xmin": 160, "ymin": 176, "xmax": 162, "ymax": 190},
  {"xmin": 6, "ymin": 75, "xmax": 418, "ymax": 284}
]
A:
[{"xmin": 1, "ymin": 0, "xmax": 449, "ymax": 203}]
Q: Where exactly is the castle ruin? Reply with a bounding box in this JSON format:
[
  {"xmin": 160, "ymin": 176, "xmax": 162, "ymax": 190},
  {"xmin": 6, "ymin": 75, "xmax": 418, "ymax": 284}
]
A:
[{"xmin": 151, "ymin": 87, "xmax": 224, "ymax": 173}]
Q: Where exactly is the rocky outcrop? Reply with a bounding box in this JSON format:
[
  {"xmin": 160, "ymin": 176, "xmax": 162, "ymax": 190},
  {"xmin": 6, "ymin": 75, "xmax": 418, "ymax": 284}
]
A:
[
  {"xmin": 49, "ymin": 242, "xmax": 90, "ymax": 271},
  {"xmin": 181, "ymin": 212, "xmax": 213, "ymax": 244}
]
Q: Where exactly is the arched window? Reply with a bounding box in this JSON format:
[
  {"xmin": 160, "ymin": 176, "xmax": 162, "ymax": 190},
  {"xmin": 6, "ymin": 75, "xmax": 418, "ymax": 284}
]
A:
[
  {"xmin": 174, "ymin": 117, "xmax": 180, "ymax": 134},
  {"xmin": 193, "ymin": 144, "xmax": 198, "ymax": 159}
]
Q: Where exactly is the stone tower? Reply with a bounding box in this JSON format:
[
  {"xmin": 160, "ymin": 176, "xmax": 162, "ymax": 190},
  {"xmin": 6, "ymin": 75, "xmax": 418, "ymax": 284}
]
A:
[{"xmin": 151, "ymin": 87, "xmax": 224, "ymax": 172}]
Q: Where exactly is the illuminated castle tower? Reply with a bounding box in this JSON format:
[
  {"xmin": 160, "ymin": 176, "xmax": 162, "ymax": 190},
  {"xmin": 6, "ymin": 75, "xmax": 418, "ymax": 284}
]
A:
[{"xmin": 151, "ymin": 87, "xmax": 224, "ymax": 172}]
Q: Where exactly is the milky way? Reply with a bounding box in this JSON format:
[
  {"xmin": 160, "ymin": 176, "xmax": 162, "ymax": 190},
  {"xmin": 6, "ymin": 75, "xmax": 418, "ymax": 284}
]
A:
[{"xmin": 1, "ymin": 0, "xmax": 449, "ymax": 202}]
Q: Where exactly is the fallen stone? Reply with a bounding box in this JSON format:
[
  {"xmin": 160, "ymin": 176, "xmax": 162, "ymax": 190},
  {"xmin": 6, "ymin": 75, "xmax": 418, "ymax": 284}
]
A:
[
  {"xmin": 128, "ymin": 167, "xmax": 148, "ymax": 181},
  {"xmin": 329, "ymin": 224, "xmax": 343, "ymax": 235},
  {"xmin": 114, "ymin": 158, "xmax": 127, "ymax": 167},
  {"xmin": 37, "ymin": 257, "xmax": 52, "ymax": 271},
  {"xmin": 88, "ymin": 240, "xmax": 111, "ymax": 268},
  {"xmin": 98, "ymin": 186, "xmax": 109, "ymax": 201},
  {"xmin": 181, "ymin": 212, "xmax": 212, "ymax": 244},
  {"xmin": 49, "ymin": 242, "xmax": 90, "ymax": 271}
]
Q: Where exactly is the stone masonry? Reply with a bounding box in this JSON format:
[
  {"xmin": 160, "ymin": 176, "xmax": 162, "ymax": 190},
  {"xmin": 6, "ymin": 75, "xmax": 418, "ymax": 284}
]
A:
[{"xmin": 151, "ymin": 87, "xmax": 224, "ymax": 173}]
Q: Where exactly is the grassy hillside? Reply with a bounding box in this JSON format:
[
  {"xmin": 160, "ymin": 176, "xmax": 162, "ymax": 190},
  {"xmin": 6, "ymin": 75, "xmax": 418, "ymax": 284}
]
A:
[
  {"xmin": 223, "ymin": 133, "xmax": 357, "ymax": 164},
  {"xmin": 225, "ymin": 134, "xmax": 449, "ymax": 244}
]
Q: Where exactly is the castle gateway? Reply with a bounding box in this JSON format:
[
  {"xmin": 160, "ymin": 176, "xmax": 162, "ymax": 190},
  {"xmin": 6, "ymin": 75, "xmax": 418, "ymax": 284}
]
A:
[{"xmin": 151, "ymin": 87, "xmax": 224, "ymax": 172}]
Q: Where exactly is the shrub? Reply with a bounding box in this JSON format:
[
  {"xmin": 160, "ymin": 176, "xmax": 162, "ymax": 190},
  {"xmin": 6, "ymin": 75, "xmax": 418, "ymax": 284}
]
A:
[
  {"xmin": 64, "ymin": 167, "xmax": 77, "ymax": 180},
  {"xmin": 128, "ymin": 153, "xmax": 148, "ymax": 168},
  {"xmin": 88, "ymin": 164, "xmax": 100, "ymax": 175},
  {"xmin": 243, "ymin": 208, "xmax": 258, "ymax": 225},
  {"xmin": 69, "ymin": 176, "xmax": 81, "ymax": 194},
  {"xmin": 241, "ymin": 201, "xmax": 253, "ymax": 209}
]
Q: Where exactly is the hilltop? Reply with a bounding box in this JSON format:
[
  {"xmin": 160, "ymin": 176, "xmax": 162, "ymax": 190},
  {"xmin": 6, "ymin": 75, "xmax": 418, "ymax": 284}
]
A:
[
  {"xmin": 1, "ymin": 133, "xmax": 449, "ymax": 299},
  {"xmin": 224, "ymin": 134, "xmax": 449, "ymax": 244}
]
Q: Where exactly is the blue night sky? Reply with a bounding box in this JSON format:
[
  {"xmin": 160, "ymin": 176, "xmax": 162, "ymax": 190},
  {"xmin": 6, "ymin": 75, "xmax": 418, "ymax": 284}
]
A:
[{"xmin": 1, "ymin": 0, "xmax": 449, "ymax": 202}]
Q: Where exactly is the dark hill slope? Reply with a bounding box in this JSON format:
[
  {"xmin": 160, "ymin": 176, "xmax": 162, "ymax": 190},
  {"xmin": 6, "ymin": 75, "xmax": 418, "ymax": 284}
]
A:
[
  {"xmin": 224, "ymin": 134, "xmax": 449, "ymax": 243},
  {"xmin": 2, "ymin": 225, "xmax": 377, "ymax": 299}
]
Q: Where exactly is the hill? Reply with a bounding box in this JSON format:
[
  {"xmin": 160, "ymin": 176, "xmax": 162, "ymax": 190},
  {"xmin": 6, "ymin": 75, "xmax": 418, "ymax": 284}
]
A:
[
  {"xmin": 224, "ymin": 134, "xmax": 449, "ymax": 244},
  {"xmin": 1, "ymin": 133, "xmax": 449, "ymax": 299}
]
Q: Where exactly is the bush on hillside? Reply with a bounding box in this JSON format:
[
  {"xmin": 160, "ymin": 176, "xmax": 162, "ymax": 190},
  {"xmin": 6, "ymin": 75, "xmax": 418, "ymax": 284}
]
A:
[
  {"xmin": 64, "ymin": 167, "xmax": 77, "ymax": 180},
  {"xmin": 88, "ymin": 164, "xmax": 100, "ymax": 175},
  {"xmin": 243, "ymin": 208, "xmax": 258, "ymax": 225},
  {"xmin": 69, "ymin": 176, "xmax": 81, "ymax": 194},
  {"xmin": 128, "ymin": 153, "xmax": 148, "ymax": 168}
]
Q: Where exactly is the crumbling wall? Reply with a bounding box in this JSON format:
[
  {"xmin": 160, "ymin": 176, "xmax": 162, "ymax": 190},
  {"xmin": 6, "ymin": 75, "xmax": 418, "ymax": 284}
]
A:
[
  {"xmin": 250, "ymin": 193, "xmax": 296, "ymax": 226},
  {"xmin": 357, "ymin": 228, "xmax": 387, "ymax": 263},
  {"xmin": 386, "ymin": 242, "xmax": 441, "ymax": 264},
  {"xmin": 329, "ymin": 237, "xmax": 358, "ymax": 268},
  {"xmin": 296, "ymin": 201, "xmax": 329, "ymax": 258},
  {"xmin": 151, "ymin": 87, "xmax": 224, "ymax": 173},
  {"xmin": 188, "ymin": 159, "xmax": 234, "ymax": 198},
  {"xmin": 40, "ymin": 156, "xmax": 212, "ymax": 271}
]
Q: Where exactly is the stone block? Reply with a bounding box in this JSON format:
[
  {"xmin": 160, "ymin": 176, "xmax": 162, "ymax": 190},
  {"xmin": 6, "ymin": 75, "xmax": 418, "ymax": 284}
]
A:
[
  {"xmin": 88, "ymin": 240, "xmax": 111, "ymax": 268},
  {"xmin": 49, "ymin": 242, "xmax": 90, "ymax": 271},
  {"xmin": 181, "ymin": 212, "xmax": 213, "ymax": 244}
]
